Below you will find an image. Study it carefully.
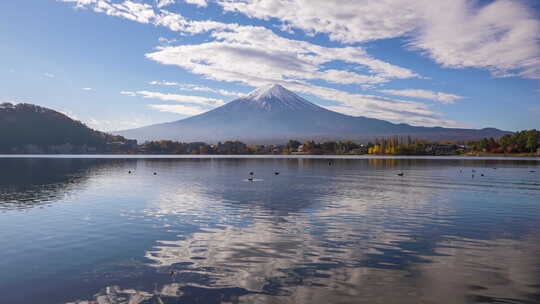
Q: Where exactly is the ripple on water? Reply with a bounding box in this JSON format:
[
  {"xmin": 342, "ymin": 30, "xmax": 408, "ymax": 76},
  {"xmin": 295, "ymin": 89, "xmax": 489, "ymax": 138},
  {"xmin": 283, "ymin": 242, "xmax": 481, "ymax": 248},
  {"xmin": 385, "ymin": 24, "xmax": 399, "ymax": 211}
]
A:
[{"xmin": 0, "ymin": 158, "xmax": 539, "ymax": 304}]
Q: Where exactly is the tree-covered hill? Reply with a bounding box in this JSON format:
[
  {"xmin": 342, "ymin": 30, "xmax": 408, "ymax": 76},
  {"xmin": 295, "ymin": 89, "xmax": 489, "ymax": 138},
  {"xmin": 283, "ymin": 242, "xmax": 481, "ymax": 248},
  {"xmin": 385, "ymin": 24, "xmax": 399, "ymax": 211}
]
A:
[{"xmin": 0, "ymin": 103, "xmax": 135, "ymax": 153}]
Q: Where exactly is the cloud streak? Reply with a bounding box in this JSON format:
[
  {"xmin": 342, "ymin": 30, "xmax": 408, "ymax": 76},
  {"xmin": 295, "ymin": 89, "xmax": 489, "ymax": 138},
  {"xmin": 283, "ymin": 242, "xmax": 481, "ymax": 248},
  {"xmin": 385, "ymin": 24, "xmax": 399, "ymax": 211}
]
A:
[
  {"xmin": 120, "ymin": 90, "xmax": 225, "ymax": 106},
  {"xmin": 149, "ymin": 81, "xmax": 245, "ymax": 97},
  {"xmin": 148, "ymin": 104, "xmax": 207, "ymax": 115},
  {"xmin": 380, "ymin": 89, "xmax": 464, "ymax": 104},
  {"xmin": 217, "ymin": 0, "xmax": 540, "ymax": 79}
]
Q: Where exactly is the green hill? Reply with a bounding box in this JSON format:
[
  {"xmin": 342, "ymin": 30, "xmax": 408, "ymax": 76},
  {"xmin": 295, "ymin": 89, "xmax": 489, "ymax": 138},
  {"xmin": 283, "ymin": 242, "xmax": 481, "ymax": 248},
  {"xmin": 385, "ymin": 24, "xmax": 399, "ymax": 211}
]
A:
[{"xmin": 0, "ymin": 103, "xmax": 135, "ymax": 153}]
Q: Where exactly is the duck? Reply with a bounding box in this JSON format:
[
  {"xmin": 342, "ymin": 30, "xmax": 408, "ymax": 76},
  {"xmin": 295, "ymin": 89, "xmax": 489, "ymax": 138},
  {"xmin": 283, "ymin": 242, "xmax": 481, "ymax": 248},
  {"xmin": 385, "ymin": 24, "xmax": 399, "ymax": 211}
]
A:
[
  {"xmin": 153, "ymin": 172, "xmax": 157, "ymax": 175},
  {"xmin": 397, "ymin": 172, "xmax": 404, "ymax": 177},
  {"xmin": 248, "ymin": 177, "xmax": 254, "ymax": 182},
  {"xmin": 274, "ymin": 171, "xmax": 280, "ymax": 175},
  {"xmin": 249, "ymin": 172, "xmax": 254, "ymax": 176}
]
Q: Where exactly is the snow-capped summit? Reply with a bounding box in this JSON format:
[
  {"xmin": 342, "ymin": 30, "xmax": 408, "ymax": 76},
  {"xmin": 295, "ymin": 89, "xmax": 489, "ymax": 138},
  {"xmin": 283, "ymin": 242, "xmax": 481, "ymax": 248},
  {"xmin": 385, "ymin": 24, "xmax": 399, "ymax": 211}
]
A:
[
  {"xmin": 246, "ymin": 84, "xmax": 294, "ymax": 100},
  {"xmin": 242, "ymin": 84, "xmax": 319, "ymax": 111}
]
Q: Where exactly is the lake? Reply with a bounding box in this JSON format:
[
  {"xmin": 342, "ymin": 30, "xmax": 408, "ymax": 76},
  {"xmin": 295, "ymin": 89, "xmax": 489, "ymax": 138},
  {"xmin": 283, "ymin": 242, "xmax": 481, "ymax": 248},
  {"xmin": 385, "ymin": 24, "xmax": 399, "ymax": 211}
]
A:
[{"xmin": 0, "ymin": 156, "xmax": 539, "ymax": 304}]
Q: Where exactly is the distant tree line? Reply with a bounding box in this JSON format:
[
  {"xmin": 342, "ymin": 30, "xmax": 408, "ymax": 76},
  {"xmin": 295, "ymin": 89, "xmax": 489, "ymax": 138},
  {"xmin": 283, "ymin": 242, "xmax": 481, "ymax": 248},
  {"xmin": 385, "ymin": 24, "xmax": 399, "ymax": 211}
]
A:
[
  {"xmin": 139, "ymin": 138, "xmax": 455, "ymax": 155},
  {"xmin": 467, "ymin": 129, "xmax": 539, "ymax": 154},
  {"xmin": 137, "ymin": 130, "xmax": 540, "ymax": 156}
]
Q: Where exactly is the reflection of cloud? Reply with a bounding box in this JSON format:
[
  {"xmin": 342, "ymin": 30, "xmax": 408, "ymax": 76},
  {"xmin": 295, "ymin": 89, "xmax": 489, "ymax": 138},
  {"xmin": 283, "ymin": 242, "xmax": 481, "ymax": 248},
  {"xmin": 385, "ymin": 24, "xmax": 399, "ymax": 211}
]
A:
[
  {"xmin": 69, "ymin": 159, "xmax": 540, "ymax": 304},
  {"xmin": 140, "ymin": 169, "xmax": 453, "ymax": 299},
  {"xmin": 413, "ymin": 236, "xmax": 540, "ymax": 303}
]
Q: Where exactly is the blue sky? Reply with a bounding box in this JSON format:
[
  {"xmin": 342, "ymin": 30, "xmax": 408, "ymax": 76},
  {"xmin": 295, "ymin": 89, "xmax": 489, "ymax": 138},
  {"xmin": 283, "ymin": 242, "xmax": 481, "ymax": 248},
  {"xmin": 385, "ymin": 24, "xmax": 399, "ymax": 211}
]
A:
[{"xmin": 1, "ymin": 0, "xmax": 539, "ymax": 131}]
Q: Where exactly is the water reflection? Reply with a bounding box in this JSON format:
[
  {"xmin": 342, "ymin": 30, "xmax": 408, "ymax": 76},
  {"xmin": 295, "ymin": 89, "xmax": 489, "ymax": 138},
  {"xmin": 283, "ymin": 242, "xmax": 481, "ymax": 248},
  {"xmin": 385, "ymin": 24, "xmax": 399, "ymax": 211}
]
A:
[
  {"xmin": 138, "ymin": 159, "xmax": 540, "ymax": 303},
  {"xmin": 0, "ymin": 158, "xmax": 539, "ymax": 304},
  {"xmin": 0, "ymin": 158, "xmax": 149, "ymax": 211}
]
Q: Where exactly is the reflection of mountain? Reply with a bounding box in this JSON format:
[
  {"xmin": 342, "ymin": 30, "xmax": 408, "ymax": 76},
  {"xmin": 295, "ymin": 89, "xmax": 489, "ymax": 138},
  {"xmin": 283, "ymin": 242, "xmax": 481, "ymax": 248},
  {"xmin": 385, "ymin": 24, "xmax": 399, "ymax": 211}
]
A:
[
  {"xmin": 70, "ymin": 158, "xmax": 540, "ymax": 303},
  {"xmin": 141, "ymin": 173, "xmax": 446, "ymax": 293},
  {"xmin": 0, "ymin": 158, "xmax": 133, "ymax": 210},
  {"xmin": 1, "ymin": 157, "xmax": 527, "ymax": 304}
]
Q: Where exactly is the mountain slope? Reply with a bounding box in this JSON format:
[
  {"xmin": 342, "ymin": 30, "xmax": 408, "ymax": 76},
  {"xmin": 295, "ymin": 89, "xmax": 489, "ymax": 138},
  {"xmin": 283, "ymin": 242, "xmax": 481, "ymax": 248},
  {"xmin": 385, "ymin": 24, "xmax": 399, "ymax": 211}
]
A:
[
  {"xmin": 0, "ymin": 103, "xmax": 131, "ymax": 152},
  {"xmin": 117, "ymin": 84, "xmax": 510, "ymax": 143}
]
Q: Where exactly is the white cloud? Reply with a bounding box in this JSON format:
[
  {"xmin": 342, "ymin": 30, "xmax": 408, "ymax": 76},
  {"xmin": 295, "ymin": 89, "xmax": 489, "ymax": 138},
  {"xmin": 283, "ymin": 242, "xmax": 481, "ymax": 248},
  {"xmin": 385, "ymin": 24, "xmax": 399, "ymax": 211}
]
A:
[
  {"xmin": 62, "ymin": 0, "xmax": 237, "ymax": 34},
  {"xmin": 64, "ymin": 110, "xmax": 162, "ymax": 133},
  {"xmin": 410, "ymin": 0, "xmax": 540, "ymax": 79},
  {"xmin": 129, "ymin": 90, "xmax": 225, "ymax": 106},
  {"xmin": 158, "ymin": 36, "xmax": 179, "ymax": 44},
  {"xmin": 61, "ymin": 1, "xmax": 418, "ymax": 84},
  {"xmin": 182, "ymin": 86, "xmax": 245, "ymax": 97},
  {"xmin": 43, "ymin": 73, "xmax": 55, "ymax": 78},
  {"xmin": 156, "ymin": 0, "xmax": 176, "ymax": 8},
  {"xmin": 217, "ymin": 0, "xmax": 417, "ymax": 42},
  {"xmin": 58, "ymin": 109, "xmax": 80, "ymax": 121},
  {"xmin": 380, "ymin": 89, "xmax": 464, "ymax": 104},
  {"xmin": 85, "ymin": 115, "xmax": 167, "ymax": 131},
  {"xmin": 216, "ymin": 0, "xmax": 540, "ymax": 79},
  {"xmin": 149, "ymin": 104, "xmax": 207, "ymax": 115},
  {"xmin": 146, "ymin": 25, "xmax": 419, "ymax": 90},
  {"xmin": 82, "ymin": 87, "xmax": 93, "ymax": 91},
  {"xmin": 149, "ymin": 80, "xmax": 245, "ymax": 97},
  {"xmin": 120, "ymin": 90, "xmax": 137, "ymax": 96},
  {"xmin": 148, "ymin": 80, "xmax": 179, "ymax": 86},
  {"xmin": 185, "ymin": 0, "xmax": 207, "ymax": 7}
]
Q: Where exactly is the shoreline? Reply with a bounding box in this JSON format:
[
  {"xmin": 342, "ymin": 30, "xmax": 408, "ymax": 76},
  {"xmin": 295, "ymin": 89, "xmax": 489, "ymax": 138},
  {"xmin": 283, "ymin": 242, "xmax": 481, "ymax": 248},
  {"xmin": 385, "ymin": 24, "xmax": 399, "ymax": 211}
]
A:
[{"xmin": 0, "ymin": 154, "xmax": 539, "ymax": 161}]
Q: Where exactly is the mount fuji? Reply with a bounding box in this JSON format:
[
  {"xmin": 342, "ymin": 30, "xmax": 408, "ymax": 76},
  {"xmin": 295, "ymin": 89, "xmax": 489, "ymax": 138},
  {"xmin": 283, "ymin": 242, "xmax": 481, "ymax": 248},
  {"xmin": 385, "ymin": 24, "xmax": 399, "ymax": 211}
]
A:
[{"xmin": 116, "ymin": 84, "xmax": 509, "ymax": 143}]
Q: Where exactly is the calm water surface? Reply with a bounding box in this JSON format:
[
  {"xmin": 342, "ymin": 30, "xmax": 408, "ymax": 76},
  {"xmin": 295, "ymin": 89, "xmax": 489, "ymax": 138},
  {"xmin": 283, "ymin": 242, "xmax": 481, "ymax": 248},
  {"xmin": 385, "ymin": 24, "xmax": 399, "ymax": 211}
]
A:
[{"xmin": 0, "ymin": 157, "xmax": 539, "ymax": 304}]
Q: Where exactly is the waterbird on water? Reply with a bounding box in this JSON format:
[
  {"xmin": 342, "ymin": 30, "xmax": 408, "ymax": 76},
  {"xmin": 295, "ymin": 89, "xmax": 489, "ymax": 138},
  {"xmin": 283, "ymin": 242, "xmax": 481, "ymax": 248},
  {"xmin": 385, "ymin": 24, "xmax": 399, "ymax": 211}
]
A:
[
  {"xmin": 397, "ymin": 172, "xmax": 404, "ymax": 176},
  {"xmin": 481, "ymin": 173, "xmax": 484, "ymax": 177},
  {"xmin": 248, "ymin": 177, "xmax": 254, "ymax": 182},
  {"xmin": 249, "ymin": 172, "xmax": 254, "ymax": 175},
  {"xmin": 274, "ymin": 171, "xmax": 280, "ymax": 175},
  {"xmin": 153, "ymin": 172, "xmax": 157, "ymax": 175},
  {"xmin": 128, "ymin": 170, "xmax": 132, "ymax": 174}
]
